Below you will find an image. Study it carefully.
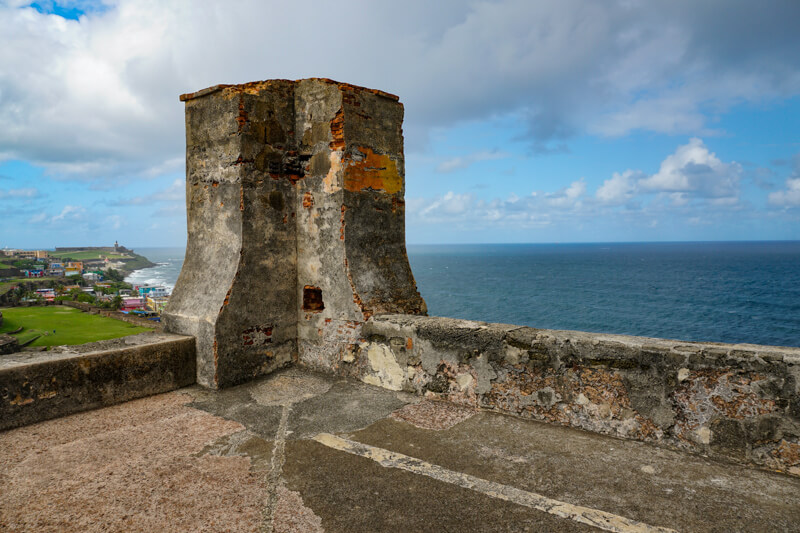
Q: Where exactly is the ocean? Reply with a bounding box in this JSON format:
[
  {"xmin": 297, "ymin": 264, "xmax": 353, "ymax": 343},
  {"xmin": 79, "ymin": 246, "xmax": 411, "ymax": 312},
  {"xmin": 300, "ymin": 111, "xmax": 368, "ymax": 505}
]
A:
[{"xmin": 128, "ymin": 242, "xmax": 800, "ymax": 347}]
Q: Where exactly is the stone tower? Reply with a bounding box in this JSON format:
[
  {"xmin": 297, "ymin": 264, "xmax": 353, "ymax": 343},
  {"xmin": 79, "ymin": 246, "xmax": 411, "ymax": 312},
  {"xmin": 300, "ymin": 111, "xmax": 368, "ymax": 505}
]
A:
[{"xmin": 163, "ymin": 79, "xmax": 426, "ymax": 389}]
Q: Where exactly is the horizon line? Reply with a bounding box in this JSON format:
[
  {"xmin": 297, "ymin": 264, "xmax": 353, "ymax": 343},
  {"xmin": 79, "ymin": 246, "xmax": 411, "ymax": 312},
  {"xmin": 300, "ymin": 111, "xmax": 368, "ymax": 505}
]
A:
[{"xmin": 6, "ymin": 238, "xmax": 800, "ymax": 250}]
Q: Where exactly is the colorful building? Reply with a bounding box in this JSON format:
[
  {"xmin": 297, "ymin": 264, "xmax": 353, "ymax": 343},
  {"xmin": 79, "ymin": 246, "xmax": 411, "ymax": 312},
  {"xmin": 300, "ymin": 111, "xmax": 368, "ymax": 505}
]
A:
[
  {"xmin": 145, "ymin": 295, "xmax": 169, "ymax": 314},
  {"xmin": 136, "ymin": 285, "xmax": 169, "ymax": 298},
  {"xmin": 120, "ymin": 297, "xmax": 145, "ymax": 312},
  {"xmin": 35, "ymin": 288, "xmax": 55, "ymax": 301},
  {"xmin": 65, "ymin": 262, "xmax": 83, "ymax": 277}
]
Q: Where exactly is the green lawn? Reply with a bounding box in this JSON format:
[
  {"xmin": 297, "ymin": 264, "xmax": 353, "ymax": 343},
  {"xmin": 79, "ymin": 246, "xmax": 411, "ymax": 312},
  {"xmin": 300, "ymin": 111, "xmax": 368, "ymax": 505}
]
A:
[
  {"xmin": 48, "ymin": 250, "xmax": 128, "ymax": 261},
  {"xmin": 0, "ymin": 306, "xmax": 152, "ymax": 347}
]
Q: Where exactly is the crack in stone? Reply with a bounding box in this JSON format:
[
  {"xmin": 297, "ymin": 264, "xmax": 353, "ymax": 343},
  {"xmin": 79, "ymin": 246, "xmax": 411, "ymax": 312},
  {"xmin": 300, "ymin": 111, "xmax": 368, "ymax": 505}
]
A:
[{"xmin": 262, "ymin": 404, "xmax": 291, "ymax": 533}]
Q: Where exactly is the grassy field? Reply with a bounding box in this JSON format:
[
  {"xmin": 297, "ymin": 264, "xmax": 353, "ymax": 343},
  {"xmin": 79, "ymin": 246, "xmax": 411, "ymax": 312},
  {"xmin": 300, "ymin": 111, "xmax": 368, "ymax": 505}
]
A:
[
  {"xmin": 48, "ymin": 250, "xmax": 129, "ymax": 261},
  {"xmin": 0, "ymin": 306, "xmax": 152, "ymax": 347}
]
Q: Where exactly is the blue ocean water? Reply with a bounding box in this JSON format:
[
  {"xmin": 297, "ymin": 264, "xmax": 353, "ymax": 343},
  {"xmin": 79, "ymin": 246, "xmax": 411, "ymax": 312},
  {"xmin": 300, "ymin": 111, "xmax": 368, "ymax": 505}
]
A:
[
  {"xmin": 128, "ymin": 242, "xmax": 800, "ymax": 347},
  {"xmin": 125, "ymin": 247, "xmax": 187, "ymax": 292}
]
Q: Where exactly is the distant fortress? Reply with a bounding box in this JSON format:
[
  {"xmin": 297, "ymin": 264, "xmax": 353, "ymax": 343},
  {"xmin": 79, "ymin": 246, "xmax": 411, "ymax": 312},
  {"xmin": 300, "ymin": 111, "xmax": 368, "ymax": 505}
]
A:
[{"xmin": 55, "ymin": 241, "xmax": 133, "ymax": 253}]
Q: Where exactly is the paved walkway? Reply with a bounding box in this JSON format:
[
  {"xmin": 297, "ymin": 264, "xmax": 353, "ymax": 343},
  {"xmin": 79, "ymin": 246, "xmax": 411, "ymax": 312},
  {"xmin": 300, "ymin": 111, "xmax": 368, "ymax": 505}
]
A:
[{"xmin": 2, "ymin": 369, "xmax": 799, "ymax": 532}]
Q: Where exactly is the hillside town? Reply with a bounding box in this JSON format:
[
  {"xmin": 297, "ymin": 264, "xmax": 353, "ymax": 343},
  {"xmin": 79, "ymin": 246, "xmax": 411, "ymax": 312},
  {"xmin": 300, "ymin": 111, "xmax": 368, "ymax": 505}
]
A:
[{"xmin": 0, "ymin": 243, "xmax": 169, "ymax": 318}]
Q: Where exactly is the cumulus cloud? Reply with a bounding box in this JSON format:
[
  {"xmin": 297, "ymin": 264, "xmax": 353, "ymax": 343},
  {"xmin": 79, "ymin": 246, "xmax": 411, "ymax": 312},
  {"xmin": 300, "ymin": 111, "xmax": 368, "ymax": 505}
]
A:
[
  {"xmin": 596, "ymin": 170, "xmax": 643, "ymax": 204},
  {"xmin": 597, "ymin": 138, "xmax": 742, "ymax": 207},
  {"xmin": 419, "ymin": 192, "xmax": 473, "ymax": 217},
  {"xmin": 1, "ymin": 0, "xmax": 799, "ymax": 183},
  {"xmin": 768, "ymin": 154, "xmax": 800, "ymax": 207},
  {"xmin": 410, "ymin": 137, "xmax": 756, "ymax": 236},
  {"xmin": 546, "ymin": 179, "xmax": 586, "ymax": 208},
  {"xmin": 638, "ymin": 138, "xmax": 741, "ymax": 198},
  {"xmin": 410, "ymin": 181, "xmax": 590, "ymax": 230},
  {"xmin": 768, "ymin": 179, "xmax": 800, "ymax": 206}
]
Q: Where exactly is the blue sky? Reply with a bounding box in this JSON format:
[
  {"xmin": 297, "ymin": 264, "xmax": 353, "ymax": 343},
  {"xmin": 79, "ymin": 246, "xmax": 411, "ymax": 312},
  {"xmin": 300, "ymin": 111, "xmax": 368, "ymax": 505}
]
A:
[{"xmin": 1, "ymin": 0, "xmax": 799, "ymax": 248}]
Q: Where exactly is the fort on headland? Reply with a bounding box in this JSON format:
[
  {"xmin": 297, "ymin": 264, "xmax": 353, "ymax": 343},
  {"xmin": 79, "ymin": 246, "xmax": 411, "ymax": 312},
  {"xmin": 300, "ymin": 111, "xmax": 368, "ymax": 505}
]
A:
[{"xmin": 1, "ymin": 79, "xmax": 798, "ymax": 532}]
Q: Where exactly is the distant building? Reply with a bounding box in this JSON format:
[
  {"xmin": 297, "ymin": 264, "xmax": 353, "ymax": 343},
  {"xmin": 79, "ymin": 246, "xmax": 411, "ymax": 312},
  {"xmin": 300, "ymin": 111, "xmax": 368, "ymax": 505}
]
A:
[
  {"xmin": 120, "ymin": 296, "xmax": 145, "ymax": 312},
  {"xmin": 35, "ymin": 288, "xmax": 55, "ymax": 301},
  {"xmin": 145, "ymin": 295, "xmax": 169, "ymax": 313},
  {"xmin": 47, "ymin": 262, "xmax": 65, "ymax": 276},
  {"xmin": 23, "ymin": 269, "xmax": 44, "ymax": 278},
  {"xmin": 65, "ymin": 262, "xmax": 83, "ymax": 277},
  {"xmin": 17, "ymin": 250, "xmax": 49, "ymax": 259},
  {"xmin": 136, "ymin": 285, "xmax": 169, "ymax": 298},
  {"xmin": 83, "ymin": 272, "xmax": 103, "ymax": 282}
]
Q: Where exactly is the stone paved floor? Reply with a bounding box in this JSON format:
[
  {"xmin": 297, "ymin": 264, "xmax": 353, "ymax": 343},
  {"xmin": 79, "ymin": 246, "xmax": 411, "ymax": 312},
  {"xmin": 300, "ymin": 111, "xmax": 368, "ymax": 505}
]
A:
[{"xmin": 2, "ymin": 368, "xmax": 799, "ymax": 532}]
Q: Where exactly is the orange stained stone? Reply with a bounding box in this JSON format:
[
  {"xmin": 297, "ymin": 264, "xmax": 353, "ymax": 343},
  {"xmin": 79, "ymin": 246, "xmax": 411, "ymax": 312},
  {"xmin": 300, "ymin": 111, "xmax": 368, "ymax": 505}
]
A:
[{"xmin": 343, "ymin": 148, "xmax": 402, "ymax": 194}]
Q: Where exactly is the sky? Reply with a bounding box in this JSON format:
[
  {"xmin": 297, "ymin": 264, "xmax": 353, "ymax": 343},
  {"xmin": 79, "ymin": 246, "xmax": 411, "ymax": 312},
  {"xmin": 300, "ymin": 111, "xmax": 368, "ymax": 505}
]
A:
[{"xmin": 1, "ymin": 0, "xmax": 799, "ymax": 248}]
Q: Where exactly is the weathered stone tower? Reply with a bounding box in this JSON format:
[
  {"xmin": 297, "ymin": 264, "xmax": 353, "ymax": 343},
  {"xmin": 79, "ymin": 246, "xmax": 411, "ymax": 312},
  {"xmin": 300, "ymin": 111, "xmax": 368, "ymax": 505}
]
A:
[{"xmin": 164, "ymin": 79, "xmax": 426, "ymax": 389}]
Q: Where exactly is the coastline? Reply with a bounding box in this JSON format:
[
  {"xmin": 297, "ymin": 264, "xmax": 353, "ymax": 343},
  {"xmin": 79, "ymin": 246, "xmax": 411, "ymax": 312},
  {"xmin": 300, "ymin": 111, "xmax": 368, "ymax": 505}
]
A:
[
  {"xmin": 116, "ymin": 252, "xmax": 157, "ymax": 277},
  {"xmin": 122, "ymin": 247, "xmax": 185, "ymax": 292}
]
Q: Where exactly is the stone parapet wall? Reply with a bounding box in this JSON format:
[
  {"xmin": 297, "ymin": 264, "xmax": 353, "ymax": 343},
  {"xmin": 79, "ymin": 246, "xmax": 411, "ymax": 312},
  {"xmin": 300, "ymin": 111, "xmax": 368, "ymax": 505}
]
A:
[
  {"xmin": 0, "ymin": 333, "xmax": 195, "ymax": 431},
  {"xmin": 0, "ymin": 333, "xmax": 18, "ymax": 355},
  {"xmin": 311, "ymin": 314, "xmax": 800, "ymax": 476}
]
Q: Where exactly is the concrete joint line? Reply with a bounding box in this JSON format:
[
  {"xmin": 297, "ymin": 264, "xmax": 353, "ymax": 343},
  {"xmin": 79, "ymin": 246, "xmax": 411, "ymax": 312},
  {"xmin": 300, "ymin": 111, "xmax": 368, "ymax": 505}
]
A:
[
  {"xmin": 262, "ymin": 404, "xmax": 292, "ymax": 533},
  {"xmin": 313, "ymin": 433, "xmax": 678, "ymax": 533}
]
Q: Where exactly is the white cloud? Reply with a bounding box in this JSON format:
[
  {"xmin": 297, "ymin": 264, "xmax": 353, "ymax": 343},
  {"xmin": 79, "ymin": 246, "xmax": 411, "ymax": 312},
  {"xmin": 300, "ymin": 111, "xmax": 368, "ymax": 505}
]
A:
[
  {"xmin": 409, "ymin": 181, "xmax": 589, "ymax": 230},
  {"xmin": 768, "ymin": 154, "xmax": 800, "ymax": 207},
  {"xmin": 1, "ymin": 0, "xmax": 799, "ymax": 183},
  {"xmin": 638, "ymin": 138, "xmax": 740, "ymax": 198},
  {"xmin": 596, "ymin": 170, "xmax": 642, "ymax": 204},
  {"xmin": 419, "ymin": 192, "xmax": 473, "ymax": 217},
  {"xmin": 412, "ymin": 138, "xmax": 751, "ymax": 232},
  {"xmin": 547, "ymin": 179, "xmax": 586, "ymax": 208},
  {"xmin": 29, "ymin": 204, "xmax": 87, "ymax": 224},
  {"xmin": 51, "ymin": 204, "xmax": 86, "ymax": 222},
  {"xmin": 768, "ymin": 178, "xmax": 800, "ymax": 207}
]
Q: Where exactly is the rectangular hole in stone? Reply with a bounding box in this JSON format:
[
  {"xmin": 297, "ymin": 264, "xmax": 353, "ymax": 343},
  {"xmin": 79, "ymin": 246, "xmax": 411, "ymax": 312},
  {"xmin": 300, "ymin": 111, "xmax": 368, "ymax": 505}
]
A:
[{"xmin": 303, "ymin": 286, "xmax": 325, "ymax": 311}]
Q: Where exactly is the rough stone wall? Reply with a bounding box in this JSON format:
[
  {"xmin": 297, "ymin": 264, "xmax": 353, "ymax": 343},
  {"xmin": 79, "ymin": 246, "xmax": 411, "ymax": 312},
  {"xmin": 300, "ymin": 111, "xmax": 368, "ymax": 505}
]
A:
[
  {"xmin": 0, "ymin": 333, "xmax": 196, "ymax": 430},
  {"xmin": 294, "ymin": 80, "xmax": 426, "ymax": 375},
  {"xmin": 0, "ymin": 334, "xmax": 18, "ymax": 355},
  {"xmin": 164, "ymin": 79, "xmax": 425, "ymax": 388},
  {"xmin": 338, "ymin": 314, "xmax": 800, "ymax": 476}
]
